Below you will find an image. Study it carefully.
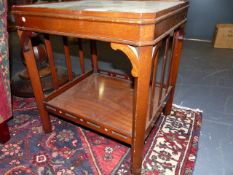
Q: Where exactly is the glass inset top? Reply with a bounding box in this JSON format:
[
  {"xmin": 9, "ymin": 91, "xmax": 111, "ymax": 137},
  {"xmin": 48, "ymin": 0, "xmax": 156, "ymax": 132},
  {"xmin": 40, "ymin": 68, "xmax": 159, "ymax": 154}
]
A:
[{"xmin": 20, "ymin": 0, "xmax": 184, "ymax": 13}]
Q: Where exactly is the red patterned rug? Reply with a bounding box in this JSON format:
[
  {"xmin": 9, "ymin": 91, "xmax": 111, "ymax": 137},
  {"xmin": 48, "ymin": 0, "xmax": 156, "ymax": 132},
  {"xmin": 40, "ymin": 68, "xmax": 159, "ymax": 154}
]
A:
[{"xmin": 0, "ymin": 97, "xmax": 202, "ymax": 175}]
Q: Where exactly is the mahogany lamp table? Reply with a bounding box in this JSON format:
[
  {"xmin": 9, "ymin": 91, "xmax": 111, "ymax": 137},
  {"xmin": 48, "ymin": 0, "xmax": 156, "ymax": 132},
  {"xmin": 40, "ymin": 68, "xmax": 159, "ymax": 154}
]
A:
[{"xmin": 12, "ymin": 1, "xmax": 189, "ymax": 174}]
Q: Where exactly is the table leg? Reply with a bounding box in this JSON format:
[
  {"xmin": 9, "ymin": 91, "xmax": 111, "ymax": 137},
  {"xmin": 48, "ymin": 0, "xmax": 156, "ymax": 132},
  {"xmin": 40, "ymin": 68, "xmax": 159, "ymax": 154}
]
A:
[
  {"xmin": 77, "ymin": 38, "xmax": 85, "ymax": 74},
  {"xmin": 18, "ymin": 31, "xmax": 52, "ymax": 133},
  {"xmin": 0, "ymin": 121, "xmax": 10, "ymax": 144},
  {"xmin": 90, "ymin": 40, "xmax": 98, "ymax": 72},
  {"xmin": 131, "ymin": 46, "xmax": 152, "ymax": 174},
  {"xmin": 164, "ymin": 28, "xmax": 184, "ymax": 115}
]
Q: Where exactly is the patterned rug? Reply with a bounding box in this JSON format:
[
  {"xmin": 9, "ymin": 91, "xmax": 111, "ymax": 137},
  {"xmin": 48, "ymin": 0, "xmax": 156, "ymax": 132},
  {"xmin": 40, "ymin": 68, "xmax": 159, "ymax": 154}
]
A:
[{"xmin": 0, "ymin": 97, "xmax": 202, "ymax": 175}]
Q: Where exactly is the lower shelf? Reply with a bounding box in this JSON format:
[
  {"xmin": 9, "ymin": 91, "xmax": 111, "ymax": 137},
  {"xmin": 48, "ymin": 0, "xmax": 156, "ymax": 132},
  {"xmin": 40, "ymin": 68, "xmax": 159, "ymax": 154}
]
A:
[
  {"xmin": 44, "ymin": 73, "xmax": 169, "ymax": 144},
  {"xmin": 45, "ymin": 74, "xmax": 134, "ymax": 144}
]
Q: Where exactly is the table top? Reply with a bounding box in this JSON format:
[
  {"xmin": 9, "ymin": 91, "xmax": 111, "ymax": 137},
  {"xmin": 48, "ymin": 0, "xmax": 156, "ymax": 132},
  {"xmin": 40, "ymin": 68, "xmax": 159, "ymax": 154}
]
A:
[
  {"xmin": 12, "ymin": 0, "xmax": 189, "ymax": 46},
  {"xmin": 17, "ymin": 0, "xmax": 184, "ymax": 14}
]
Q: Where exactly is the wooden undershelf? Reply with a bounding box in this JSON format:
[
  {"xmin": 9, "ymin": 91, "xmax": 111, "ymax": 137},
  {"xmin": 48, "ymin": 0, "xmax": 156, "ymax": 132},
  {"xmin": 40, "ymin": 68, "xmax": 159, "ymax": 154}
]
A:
[
  {"xmin": 44, "ymin": 73, "xmax": 168, "ymax": 144},
  {"xmin": 45, "ymin": 74, "xmax": 134, "ymax": 143}
]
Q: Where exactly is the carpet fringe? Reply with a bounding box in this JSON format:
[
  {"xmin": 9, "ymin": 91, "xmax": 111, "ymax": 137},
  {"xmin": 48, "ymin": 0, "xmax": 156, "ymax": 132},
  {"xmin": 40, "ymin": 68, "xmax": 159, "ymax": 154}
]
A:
[{"xmin": 173, "ymin": 104, "xmax": 203, "ymax": 113}]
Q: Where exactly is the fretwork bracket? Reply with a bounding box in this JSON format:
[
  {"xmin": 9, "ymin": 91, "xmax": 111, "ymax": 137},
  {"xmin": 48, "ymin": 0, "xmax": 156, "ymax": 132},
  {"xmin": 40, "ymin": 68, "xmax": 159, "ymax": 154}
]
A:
[
  {"xmin": 111, "ymin": 43, "xmax": 160, "ymax": 78},
  {"xmin": 111, "ymin": 43, "xmax": 140, "ymax": 77}
]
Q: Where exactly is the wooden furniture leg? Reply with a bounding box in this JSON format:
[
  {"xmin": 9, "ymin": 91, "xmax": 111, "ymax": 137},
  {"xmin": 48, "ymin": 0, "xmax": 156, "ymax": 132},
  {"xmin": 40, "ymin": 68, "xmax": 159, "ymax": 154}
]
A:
[
  {"xmin": 131, "ymin": 46, "xmax": 152, "ymax": 174},
  {"xmin": 164, "ymin": 28, "xmax": 184, "ymax": 115},
  {"xmin": 63, "ymin": 36, "xmax": 73, "ymax": 81},
  {"xmin": 18, "ymin": 31, "xmax": 52, "ymax": 133},
  {"xmin": 90, "ymin": 40, "xmax": 98, "ymax": 72},
  {"xmin": 77, "ymin": 38, "xmax": 85, "ymax": 74},
  {"xmin": 0, "ymin": 121, "xmax": 10, "ymax": 144},
  {"xmin": 44, "ymin": 34, "xmax": 59, "ymax": 90}
]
